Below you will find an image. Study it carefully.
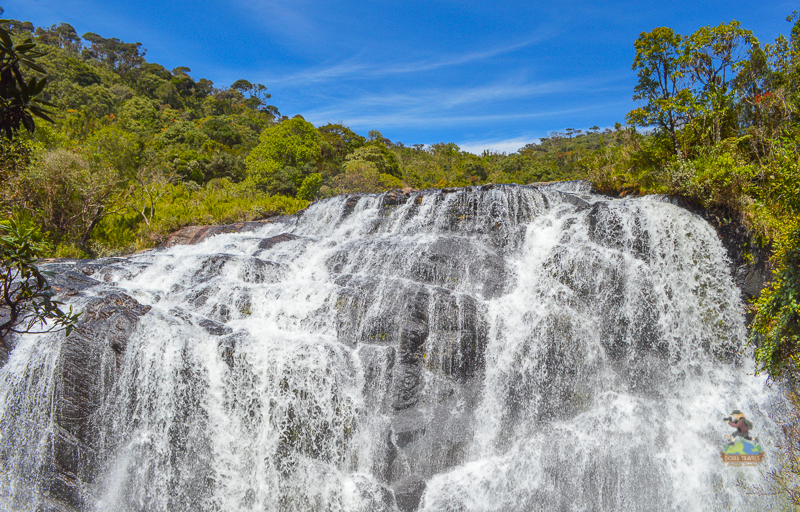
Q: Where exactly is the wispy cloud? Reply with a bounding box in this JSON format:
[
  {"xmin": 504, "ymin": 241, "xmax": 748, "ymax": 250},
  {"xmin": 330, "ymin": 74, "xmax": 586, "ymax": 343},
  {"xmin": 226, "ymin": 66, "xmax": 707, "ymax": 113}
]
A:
[
  {"xmin": 231, "ymin": 0, "xmax": 324, "ymax": 51},
  {"xmin": 303, "ymin": 102, "xmax": 627, "ymax": 132},
  {"xmin": 312, "ymin": 79, "xmax": 572, "ymax": 111},
  {"xmin": 299, "ymin": 72, "xmax": 629, "ymax": 128},
  {"xmin": 265, "ymin": 33, "xmax": 557, "ymax": 86}
]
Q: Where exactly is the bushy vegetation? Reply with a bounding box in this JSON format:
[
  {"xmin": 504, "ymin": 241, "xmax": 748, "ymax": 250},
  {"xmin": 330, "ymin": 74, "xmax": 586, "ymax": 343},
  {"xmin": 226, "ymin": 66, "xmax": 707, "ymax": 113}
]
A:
[{"xmin": 0, "ymin": 13, "xmax": 303, "ymax": 255}]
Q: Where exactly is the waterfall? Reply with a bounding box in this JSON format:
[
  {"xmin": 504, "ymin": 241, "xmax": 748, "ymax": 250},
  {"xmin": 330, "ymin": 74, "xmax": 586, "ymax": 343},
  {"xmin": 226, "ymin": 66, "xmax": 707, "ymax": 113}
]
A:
[{"xmin": 0, "ymin": 183, "xmax": 783, "ymax": 511}]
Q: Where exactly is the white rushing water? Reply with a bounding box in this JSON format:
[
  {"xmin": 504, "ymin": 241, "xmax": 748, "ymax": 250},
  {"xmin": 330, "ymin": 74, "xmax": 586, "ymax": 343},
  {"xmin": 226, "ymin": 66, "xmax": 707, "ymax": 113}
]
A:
[{"xmin": 0, "ymin": 183, "xmax": 785, "ymax": 511}]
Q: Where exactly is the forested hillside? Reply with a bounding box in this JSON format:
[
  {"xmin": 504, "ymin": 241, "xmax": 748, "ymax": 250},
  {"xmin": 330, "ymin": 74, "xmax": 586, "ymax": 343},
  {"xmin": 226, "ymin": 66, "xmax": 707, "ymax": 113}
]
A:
[{"xmin": 0, "ymin": 14, "xmax": 609, "ymax": 258}]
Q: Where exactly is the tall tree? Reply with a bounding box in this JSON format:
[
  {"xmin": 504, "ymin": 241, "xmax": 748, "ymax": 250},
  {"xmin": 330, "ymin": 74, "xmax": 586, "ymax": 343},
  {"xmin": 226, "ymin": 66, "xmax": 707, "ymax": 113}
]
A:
[
  {"xmin": 626, "ymin": 27, "xmax": 691, "ymax": 155},
  {"xmin": 685, "ymin": 21, "xmax": 755, "ymax": 145}
]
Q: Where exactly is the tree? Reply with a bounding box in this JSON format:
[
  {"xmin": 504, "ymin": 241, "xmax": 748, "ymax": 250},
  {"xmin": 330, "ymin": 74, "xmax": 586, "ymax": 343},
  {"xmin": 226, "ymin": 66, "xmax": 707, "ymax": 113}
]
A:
[
  {"xmin": 245, "ymin": 117, "xmax": 330, "ymax": 194},
  {"xmin": 35, "ymin": 23, "xmax": 81, "ymax": 52},
  {"xmin": 6, "ymin": 149, "xmax": 122, "ymax": 250},
  {"xmin": 318, "ymin": 123, "xmax": 366, "ymax": 162},
  {"xmin": 296, "ymin": 173, "xmax": 322, "ymax": 201},
  {"xmin": 626, "ymin": 26, "xmax": 691, "ymax": 156},
  {"xmin": 627, "ymin": 22, "xmax": 756, "ymax": 155},
  {"xmin": 81, "ymin": 32, "xmax": 145, "ymax": 78},
  {"xmin": 124, "ymin": 163, "xmax": 177, "ymax": 226},
  {"xmin": 0, "ymin": 17, "xmax": 79, "ymax": 349},
  {"xmin": 684, "ymin": 21, "xmax": 755, "ymax": 145},
  {"xmin": 344, "ymin": 144, "xmax": 401, "ymax": 179}
]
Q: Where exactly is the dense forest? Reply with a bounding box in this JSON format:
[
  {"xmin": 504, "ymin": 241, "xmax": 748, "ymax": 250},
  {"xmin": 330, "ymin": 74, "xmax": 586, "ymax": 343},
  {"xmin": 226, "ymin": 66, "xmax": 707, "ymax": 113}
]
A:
[{"xmin": 2, "ymin": 6, "xmax": 800, "ymax": 501}]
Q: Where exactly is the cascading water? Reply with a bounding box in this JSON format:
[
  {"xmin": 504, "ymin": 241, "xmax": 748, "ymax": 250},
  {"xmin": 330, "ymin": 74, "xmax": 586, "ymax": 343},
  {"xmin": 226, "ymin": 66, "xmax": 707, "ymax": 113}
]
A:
[{"xmin": 0, "ymin": 183, "xmax": 784, "ymax": 511}]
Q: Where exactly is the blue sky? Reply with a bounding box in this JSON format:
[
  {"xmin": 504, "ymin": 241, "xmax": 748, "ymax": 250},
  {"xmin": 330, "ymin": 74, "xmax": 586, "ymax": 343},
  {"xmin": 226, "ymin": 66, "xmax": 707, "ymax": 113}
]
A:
[{"xmin": 5, "ymin": 0, "xmax": 797, "ymax": 154}]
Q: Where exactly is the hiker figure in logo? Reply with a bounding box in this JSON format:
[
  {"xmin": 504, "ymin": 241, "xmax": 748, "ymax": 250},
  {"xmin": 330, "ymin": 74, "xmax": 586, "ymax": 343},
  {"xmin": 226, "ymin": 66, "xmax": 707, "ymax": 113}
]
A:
[
  {"xmin": 725, "ymin": 410, "xmax": 753, "ymax": 441},
  {"xmin": 722, "ymin": 410, "xmax": 762, "ymax": 455}
]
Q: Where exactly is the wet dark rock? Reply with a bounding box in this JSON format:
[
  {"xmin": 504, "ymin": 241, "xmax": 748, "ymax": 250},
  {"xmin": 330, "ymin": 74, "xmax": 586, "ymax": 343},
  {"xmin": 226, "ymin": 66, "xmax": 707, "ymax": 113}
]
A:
[
  {"xmin": 414, "ymin": 237, "xmax": 506, "ymax": 298},
  {"xmin": 194, "ymin": 254, "xmax": 235, "ymax": 283},
  {"xmin": 393, "ymin": 476, "xmax": 426, "ymax": 512},
  {"xmin": 47, "ymin": 270, "xmax": 101, "ymax": 294},
  {"xmin": 587, "ymin": 201, "xmax": 650, "ymax": 261},
  {"xmin": 588, "ymin": 201, "xmax": 614, "ymax": 241},
  {"xmin": 198, "ymin": 319, "xmax": 233, "ymax": 336},
  {"xmin": 392, "ymin": 290, "xmax": 429, "ymax": 411},
  {"xmin": 662, "ymin": 196, "xmax": 773, "ymax": 306},
  {"xmin": 44, "ymin": 290, "xmax": 151, "ymax": 510},
  {"xmin": 328, "ymin": 237, "xmax": 505, "ymax": 297},
  {"xmin": 341, "ymin": 194, "xmax": 365, "ymax": 218},
  {"xmin": 431, "ymin": 293, "xmax": 487, "ymax": 380},
  {"xmin": 386, "ymin": 379, "xmax": 480, "ymax": 484},
  {"xmin": 380, "ymin": 189, "xmax": 407, "ymax": 208},
  {"xmin": 348, "ymin": 480, "xmax": 396, "ymax": 512},
  {"xmin": 238, "ymin": 258, "xmax": 282, "ymax": 284},
  {"xmin": 393, "ymin": 423, "xmax": 427, "ymax": 449},
  {"xmin": 393, "ymin": 363, "xmax": 423, "ymax": 411},
  {"xmin": 716, "ymin": 221, "xmax": 772, "ymax": 303},
  {"xmin": 256, "ymin": 232, "xmax": 301, "ymax": 251},
  {"xmin": 218, "ymin": 334, "xmax": 239, "ymax": 368},
  {"xmin": 550, "ymin": 190, "xmax": 591, "ymax": 211},
  {"xmin": 0, "ymin": 260, "xmax": 153, "ymax": 510}
]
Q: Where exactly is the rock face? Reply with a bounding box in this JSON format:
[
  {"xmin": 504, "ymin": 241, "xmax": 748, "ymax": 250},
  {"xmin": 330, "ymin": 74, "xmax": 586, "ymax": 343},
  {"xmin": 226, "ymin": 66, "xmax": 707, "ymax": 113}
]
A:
[
  {"xmin": 49, "ymin": 291, "xmax": 151, "ymax": 511},
  {"xmin": 716, "ymin": 221, "xmax": 772, "ymax": 303}
]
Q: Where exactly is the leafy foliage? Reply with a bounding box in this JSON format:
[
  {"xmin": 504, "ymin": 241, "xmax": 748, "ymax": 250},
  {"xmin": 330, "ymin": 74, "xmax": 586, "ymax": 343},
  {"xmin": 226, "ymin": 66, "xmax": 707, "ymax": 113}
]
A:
[
  {"xmin": 751, "ymin": 224, "xmax": 800, "ymax": 379},
  {"xmin": 0, "ymin": 218, "xmax": 80, "ymax": 349},
  {"xmin": 0, "ymin": 14, "xmax": 80, "ymax": 346},
  {"xmin": 0, "ymin": 17, "xmax": 54, "ymax": 138}
]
